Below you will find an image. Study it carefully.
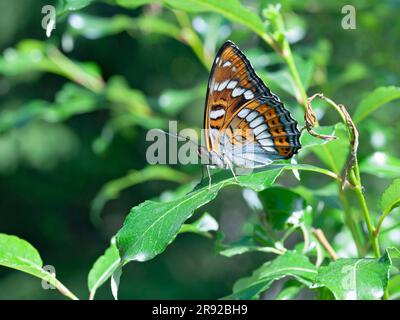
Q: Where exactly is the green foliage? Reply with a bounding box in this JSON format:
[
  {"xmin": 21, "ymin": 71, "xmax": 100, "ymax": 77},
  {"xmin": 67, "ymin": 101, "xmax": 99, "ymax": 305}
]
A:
[
  {"xmin": 353, "ymin": 86, "xmax": 400, "ymax": 123},
  {"xmin": 87, "ymin": 239, "xmax": 120, "ymax": 299},
  {"xmin": 0, "ymin": 234, "xmax": 78, "ymax": 300},
  {"xmin": 1, "ymin": 0, "xmax": 399, "ymax": 301},
  {"xmin": 316, "ymin": 254, "xmax": 391, "ymax": 300}
]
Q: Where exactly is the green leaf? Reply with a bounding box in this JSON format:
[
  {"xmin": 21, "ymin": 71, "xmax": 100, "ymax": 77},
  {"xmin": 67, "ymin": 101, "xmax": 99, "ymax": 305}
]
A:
[
  {"xmin": 307, "ymin": 123, "xmax": 349, "ymax": 174},
  {"xmin": 381, "ymin": 179, "xmax": 400, "ymax": 216},
  {"xmin": 116, "ymin": 167, "xmax": 284, "ymax": 263},
  {"xmin": 299, "ymin": 125, "xmax": 337, "ymax": 152},
  {"xmin": 116, "ymin": 164, "xmax": 336, "ymax": 264},
  {"xmin": 57, "ymin": 0, "xmax": 95, "ymax": 16},
  {"xmin": 0, "ymin": 233, "xmax": 78, "ymax": 299},
  {"xmin": 0, "ymin": 233, "xmax": 44, "ymax": 277},
  {"xmin": 275, "ymin": 281, "xmax": 302, "ymax": 300},
  {"xmin": 0, "ymin": 83, "xmax": 100, "ymax": 133},
  {"xmin": 386, "ymin": 247, "xmax": 400, "ymax": 270},
  {"xmin": 162, "ymin": 0, "xmax": 265, "ymax": 36},
  {"xmin": 115, "ymin": 0, "xmax": 154, "ymax": 9},
  {"xmin": 88, "ymin": 238, "xmax": 121, "ymax": 300},
  {"xmin": 111, "ymin": 266, "xmax": 122, "ymax": 300},
  {"xmin": 218, "ymin": 236, "xmax": 281, "ymax": 257},
  {"xmin": 68, "ymin": 13, "xmax": 181, "ymax": 40},
  {"xmin": 316, "ymin": 254, "xmax": 391, "ymax": 300},
  {"xmin": 0, "ymin": 40, "xmax": 104, "ymax": 91},
  {"xmin": 258, "ymin": 187, "xmax": 306, "ymax": 230},
  {"xmin": 353, "ymin": 86, "xmax": 400, "ymax": 123},
  {"xmin": 179, "ymin": 212, "xmax": 218, "ymax": 238},
  {"xmin": 359, "ymin": 152, "xmax": 400, "ymax": 178},
  {"xmin": 225, "ymin": 251, "xmax": 318, "ymax": 299}
]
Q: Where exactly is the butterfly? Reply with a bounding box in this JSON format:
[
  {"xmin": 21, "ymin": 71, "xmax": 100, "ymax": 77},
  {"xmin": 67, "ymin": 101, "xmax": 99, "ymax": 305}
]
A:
[{"xmin": 197, "ymin": 40, "xmax": 301, "ymax": 182}]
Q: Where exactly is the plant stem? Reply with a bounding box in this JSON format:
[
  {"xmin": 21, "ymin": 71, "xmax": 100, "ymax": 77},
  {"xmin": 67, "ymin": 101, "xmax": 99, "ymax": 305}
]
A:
[
  {"xmin": 338, "ymin": 186, "xmax": 365, "ymax": 256},
  {"xmin": 311, "ymin": 228, "xmax": 338, "ymax": 261},
  {"xmin": 282, "ymin": 45, "xmax": 308, "ymax": 108},
  {"xmin": 349, "ymin": 169, "xmax": 381, "ymax": 258},
  {"xmin": 50, "ymin": 276, "xmax": 79, "ymax": 300}
]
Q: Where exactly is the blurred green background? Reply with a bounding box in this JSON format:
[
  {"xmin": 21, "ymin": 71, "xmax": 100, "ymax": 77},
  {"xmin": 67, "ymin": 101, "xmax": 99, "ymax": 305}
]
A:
[{"xmin": 0, "ymin": 0, "xmax": 399, "ymax": 299}]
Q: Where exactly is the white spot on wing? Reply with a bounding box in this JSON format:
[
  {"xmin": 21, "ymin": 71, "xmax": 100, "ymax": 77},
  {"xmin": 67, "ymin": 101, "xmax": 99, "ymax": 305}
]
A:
[
  {"xmin": 244, "ymin": 90, "xmax": 254, "ymax": 100},
  {"xmin": 246, "ymin": 111, "xmax": 258, "ymax": 122},
  {"xmin": 227, "ymin": 80, "xmax": 238, "ymax": 89},
  {"xmin": 218, "ymin": 80, "xmax": 229, "ymax": 91},
  {"xmin": 249, "ymin": 116, "xmax": 264, "ymax": 128},
  {"xmin": 232, "ymin": 87, "xmax": 245, "ymax": 97},
  {"xmin": 263, "ymin": 146, "xmax": 276, "ymax": 153},
  {"xmin": 258, "ymin": 138, "xmax": 274, "ymax": 146},
  {"xmin": 238, "ymin": 108, "xmax": 251, "ymax": 118},
  {"xmin": 257, "ymin": 130, "xmax": 271, "ymax": 139},
  {"xmin": 223, "ymin": 61, "xmax": 232, "ymax": 68},
  {"xmin": 254, "ymin": 124, "xmax": 268, "ymax": 136},
  {"xmin": 210, "ymin": 108, "xmax": 225, "ymax": 119},
  {"xmin": 213, "ymin": 82, "xmax": 219, "ymax": 91}
]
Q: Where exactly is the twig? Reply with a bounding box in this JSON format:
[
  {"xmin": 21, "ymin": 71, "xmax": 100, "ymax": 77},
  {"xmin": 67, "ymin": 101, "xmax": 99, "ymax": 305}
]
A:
[
  {"xmin": 337, "ymin": 103, "xmax": 359, "ymax": 190},
  {"xmin": 304, "ymin": 93, "xmax": 337, "ymax": 140},
  {"xmin": 311, "ymin": 228, "xmax": 338, "ymax": 261}
]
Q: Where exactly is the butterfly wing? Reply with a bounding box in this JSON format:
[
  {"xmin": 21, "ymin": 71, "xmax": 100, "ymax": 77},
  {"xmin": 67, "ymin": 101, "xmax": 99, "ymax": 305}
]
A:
[
  {"xmin": 219, "ymin": 95, "xmax": 301, "ymax": 168},
  {"xmin": 204, "ymin": 41, "xmax": 301, "ymax": 168}
]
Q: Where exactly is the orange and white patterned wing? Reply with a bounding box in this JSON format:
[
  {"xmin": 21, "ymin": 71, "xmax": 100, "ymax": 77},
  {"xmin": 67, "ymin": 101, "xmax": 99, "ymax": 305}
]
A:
[{"xmin": 203, "ymin": 41, "xmax": 301, "ymax": 168}]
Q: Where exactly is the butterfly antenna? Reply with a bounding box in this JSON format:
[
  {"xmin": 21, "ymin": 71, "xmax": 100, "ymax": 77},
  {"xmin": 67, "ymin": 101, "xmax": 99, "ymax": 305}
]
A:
[{"xmin": 155, "ymin": 129, "xmax": 200, "ymax": 147}]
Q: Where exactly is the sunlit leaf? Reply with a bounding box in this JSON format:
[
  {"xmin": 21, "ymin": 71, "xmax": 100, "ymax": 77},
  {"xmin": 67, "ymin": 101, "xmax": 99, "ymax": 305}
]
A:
[
  {"xmin": 162, "ymin": 0, "xmax": 265, "ymax": 38},
  {"xmin": 179, "ymin": 212, "xmax": 218, "ymax": 238},
  {"xmin": 316, "ymin": 253, "xmax": 391, "ymax": 300},
  {"xmin": 115, "ymin": 0, "xmax": 154, "ymax": 9},
  {"xmin": 353, "ymin": 86, "xmax": 400, "ymax": 123},
  {"xmin": 0, "ymin": 233, "xmax": 77, "ymax": 299},
  {"xmin": 57, "ymin": 0, "xmax": 95, "ymax": 16},
  {"xmin": 116, "ymin": 164, "xmax": 339, "ymax": 264}
]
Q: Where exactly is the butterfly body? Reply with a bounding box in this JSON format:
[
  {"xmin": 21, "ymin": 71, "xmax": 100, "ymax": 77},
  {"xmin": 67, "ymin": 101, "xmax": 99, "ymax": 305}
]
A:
[{"xmin": 202, "ymin": 41, "xmax": 301, "ymax": 171}]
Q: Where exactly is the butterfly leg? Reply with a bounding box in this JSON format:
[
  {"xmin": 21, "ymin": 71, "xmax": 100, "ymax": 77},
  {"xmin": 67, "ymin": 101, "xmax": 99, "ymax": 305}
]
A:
[{"xmin": 225, "ymin": 158, "xmax": 239, "ymax": 183}]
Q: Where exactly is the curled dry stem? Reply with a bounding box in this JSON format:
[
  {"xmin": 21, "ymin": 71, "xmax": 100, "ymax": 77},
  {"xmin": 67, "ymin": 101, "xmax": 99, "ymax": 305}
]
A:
[
  {"xmin": 304, "ymin": 93, "xmax": 337, "ymax": 140},
  {"xmin": 304, "ymin": 93, "xmax": 359, "ymax": 189}
]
